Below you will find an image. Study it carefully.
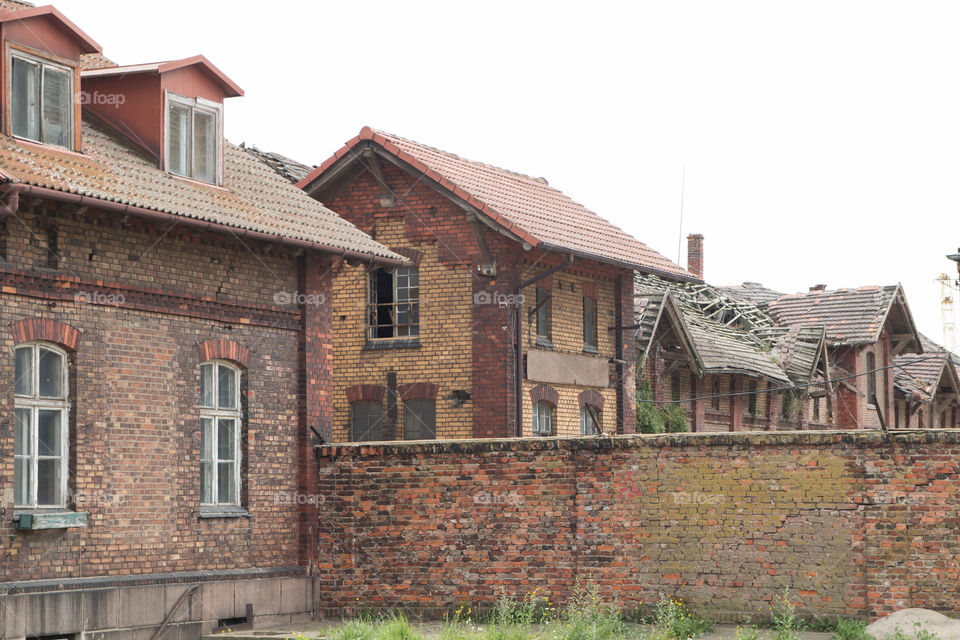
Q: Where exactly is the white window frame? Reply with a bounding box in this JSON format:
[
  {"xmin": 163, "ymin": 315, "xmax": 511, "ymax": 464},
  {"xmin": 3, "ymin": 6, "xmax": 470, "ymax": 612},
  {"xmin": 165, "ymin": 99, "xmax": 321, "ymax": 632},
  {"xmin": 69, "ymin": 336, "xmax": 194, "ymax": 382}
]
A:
[
  {"xmin": 580, "ymin": 405, "xmax": 600, "ymax": 435},
  {"xmin": 14, "ymin": 342, "xmax": 69, "ymax": 509},
  {"xmin": 164, "ymin": 91, "xmax": 223, "ymax": 185},
  {"xmin": 8, "ymin": 49, "xmax": 75, "ymax": 150},
  {"xmin": 199, "ymin": 360, "xmax": 242, "ymax": 507},
  {"xmin": 532, "ymin": 400, "xmax": 553, "ymax": 436}
]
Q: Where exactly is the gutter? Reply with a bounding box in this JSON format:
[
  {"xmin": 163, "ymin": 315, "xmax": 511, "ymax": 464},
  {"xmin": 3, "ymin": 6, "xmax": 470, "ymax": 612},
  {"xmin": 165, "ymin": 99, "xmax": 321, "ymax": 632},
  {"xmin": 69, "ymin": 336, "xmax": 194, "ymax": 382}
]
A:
[
  {"xmin": 513, "ymin": 254, "xmax": 575, "ymax": 437},
  {"xmin": 0, "ymin": 183, "xmax": 407, "ymax": 267}
]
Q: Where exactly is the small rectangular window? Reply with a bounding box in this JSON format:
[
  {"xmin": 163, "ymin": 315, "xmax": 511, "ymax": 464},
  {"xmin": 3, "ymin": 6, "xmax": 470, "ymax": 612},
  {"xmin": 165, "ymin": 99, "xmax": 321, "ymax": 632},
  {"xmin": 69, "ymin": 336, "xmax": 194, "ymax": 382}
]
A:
[
  {"xmin": 165, "ymin": 93, "xmax": 222, "ymax": 184},
  {"xmin": 11, "ymin": 54, "xmax": 74, "ymax": 148},
  {"xmin": 747, "ymin": 381, "xmax": 758, "ymax": 415},
  {"xmin": 403, "ymin": 399, "xmax": 436, "ymax": 440},
  {"xmin": 711, "ymin": 378, "xmax": 721, "ymax": 411},
  {"xmin": 532, "ymin": 401, "xmax": 553, "ymax": 436},
  {"xmin": 535, "ymin": 287, "xmax": 551, "ymax": 342},
  {"xmin": 583, "ymin": 296, "xmax": 597, "ymax": 349}
]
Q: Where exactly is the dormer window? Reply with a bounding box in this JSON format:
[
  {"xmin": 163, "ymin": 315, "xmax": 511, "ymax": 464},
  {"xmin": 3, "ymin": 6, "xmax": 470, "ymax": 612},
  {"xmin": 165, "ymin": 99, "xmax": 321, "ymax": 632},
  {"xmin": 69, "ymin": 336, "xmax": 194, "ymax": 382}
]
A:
[
  {"xmin": 10, "ymin": 52, "xmax": 74, "ymax": 149},
  {"xmin": 164, "ymin": 93, "xmax": 222, "ymax": 184}
]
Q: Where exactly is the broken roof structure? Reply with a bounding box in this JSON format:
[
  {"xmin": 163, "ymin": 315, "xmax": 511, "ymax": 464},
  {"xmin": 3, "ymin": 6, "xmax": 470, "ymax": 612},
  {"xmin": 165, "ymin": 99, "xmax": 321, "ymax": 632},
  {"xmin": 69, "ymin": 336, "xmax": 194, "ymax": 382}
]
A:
[
  {"xmin": 715, "ymin": 282, "xmax": 785, "ymax": 308},
  {"xmin": 635, "ymin": 274, "xmax": 826, "ymax": 386},
  {"xmin": 298, "ymin": 127, "xmax": 696, "ymax": 281},
  {"xmin": 766, "ymin": 284, "xmax": 922, "ymax": 355},
  {"xmin": 894, "ymin": 334, "xmax": 960, "ymax": 405}
]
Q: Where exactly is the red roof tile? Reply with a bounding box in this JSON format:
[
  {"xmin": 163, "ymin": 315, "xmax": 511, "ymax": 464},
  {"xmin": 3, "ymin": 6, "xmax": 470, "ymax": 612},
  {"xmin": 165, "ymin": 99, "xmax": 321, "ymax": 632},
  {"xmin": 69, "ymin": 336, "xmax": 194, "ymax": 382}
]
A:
[{"xmin": 299, "ymin": 128, "xmax": 696, "ymax": 280}]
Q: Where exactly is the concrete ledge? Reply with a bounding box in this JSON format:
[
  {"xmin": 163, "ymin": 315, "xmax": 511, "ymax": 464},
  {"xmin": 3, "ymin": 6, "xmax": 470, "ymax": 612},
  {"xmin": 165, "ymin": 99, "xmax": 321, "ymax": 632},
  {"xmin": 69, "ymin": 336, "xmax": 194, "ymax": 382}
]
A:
[{"xmin": 317, "ymin": 428, "xmax": 960, "ymax": 457}]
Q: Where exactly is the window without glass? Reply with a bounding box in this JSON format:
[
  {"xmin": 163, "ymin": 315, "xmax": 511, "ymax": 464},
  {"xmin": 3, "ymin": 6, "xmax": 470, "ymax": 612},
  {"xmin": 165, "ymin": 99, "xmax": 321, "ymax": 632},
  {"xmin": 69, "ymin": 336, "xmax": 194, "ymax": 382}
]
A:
[
  {"xmin": 532, "ymin": 400, "xmax": 553, "ymax": 436},
  {"xmin": 711, "ymin": 378, "xmax": 721, "ymax": 411},
  {"xmin": 813, "ymin": 397, "xmax": 821, "ymax": 422},
  {"xmin": 368, "ymin": 267, "xmax": 419, "ymax": 339},
  {"xmin": 403, "ymin": 399, "xmax": 436, "ymax": 440},
  {"xmin": 351, "ymin": 400, "xmax": 384, "ymax": 441},
  {"xmin": 747, "ymin": 381, "xmax": 758, "ymax": 415},
  {"xmin": 14, "ymin": 343, "xmax": 68, "ymax": 508},
  {"xmin": 166, "ymin": 93, "xmax": 221, "ymax": 184},
  {"xmin": 580, "ymin": 405, "xmax": 600, "ymax": 435},
  {"xmin": 582, "ymin": 296, "xmax": 598, "ymax": 349},
  {"xmin": 535, "ymin": 287, "xmax": 551, "ymax": 342},
  {"xmin": 11, "ymin": 53, "xmax": 73, "ymax": 148},
  {"xmin": 866, "ymin": 352, "xmax": 877, "ymax": 405},
  {"xmin": 199, "ymin": 361, "xmax": 241, "ymax": 506},
  {"xmin": 670, "ymin": 374, "xmax": 681, "ymax": 402}
]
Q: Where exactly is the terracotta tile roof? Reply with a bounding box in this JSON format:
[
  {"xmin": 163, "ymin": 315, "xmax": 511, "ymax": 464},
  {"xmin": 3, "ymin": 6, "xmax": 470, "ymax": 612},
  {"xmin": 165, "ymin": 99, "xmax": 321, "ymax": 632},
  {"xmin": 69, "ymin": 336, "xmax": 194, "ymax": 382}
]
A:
[
  {"xmin": 894, "ymin": 334, "xmax": 957, "ymax": 402},
  {"xmin": 0, "ymin": 117, "xmax": 402, "ymax": 262},
  {"xmin": 299, "ymin": 127, "xmax": 696, "ymax": 281},
  {"xmin": 715, "ymin": 281, "xmax": 784, "ymax": 307},
  {"xmin": 766, "ymin": 285, "xmax": 920, "ymax": 349}
]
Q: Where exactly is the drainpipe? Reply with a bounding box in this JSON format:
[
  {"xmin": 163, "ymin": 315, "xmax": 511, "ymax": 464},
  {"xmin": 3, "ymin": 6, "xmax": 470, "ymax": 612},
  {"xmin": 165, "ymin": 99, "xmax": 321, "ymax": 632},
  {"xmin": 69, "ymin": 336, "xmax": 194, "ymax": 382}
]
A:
[
  {"xmin": 0, "ymin": 183, "xmax": 26, "ymax": 216},
  {"xmin": 514, "ymin": 254, "xmax": 575, "ymax": 437}
]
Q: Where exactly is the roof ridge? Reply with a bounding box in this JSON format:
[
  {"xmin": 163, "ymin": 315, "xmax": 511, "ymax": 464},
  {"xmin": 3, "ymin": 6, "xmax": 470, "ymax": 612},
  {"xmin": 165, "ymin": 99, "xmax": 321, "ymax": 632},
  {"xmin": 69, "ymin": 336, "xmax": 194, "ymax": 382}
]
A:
[{"xmin": 371, "ymin": 128, "xmax": 550, "ymax": 185}]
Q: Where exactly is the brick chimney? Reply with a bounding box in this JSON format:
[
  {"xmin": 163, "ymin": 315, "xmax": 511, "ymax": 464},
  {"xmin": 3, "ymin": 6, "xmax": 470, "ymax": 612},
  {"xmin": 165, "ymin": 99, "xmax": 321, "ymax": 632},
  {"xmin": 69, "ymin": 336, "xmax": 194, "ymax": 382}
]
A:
[
  {"xmin": 687, "ymin": 234, "xmax": 703, "ymax": 279},
  {"xmin": 810, "ymin": 284, "xmax": 827, "ymax": 292}
]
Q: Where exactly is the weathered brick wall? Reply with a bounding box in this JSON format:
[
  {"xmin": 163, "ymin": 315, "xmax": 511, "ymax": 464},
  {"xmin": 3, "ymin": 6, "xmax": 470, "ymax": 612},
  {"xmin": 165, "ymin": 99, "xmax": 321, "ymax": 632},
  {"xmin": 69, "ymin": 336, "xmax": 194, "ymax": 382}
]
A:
[
  {"xmin": 314, "ymin": 431, "xmax": 960, "ymax": 621},
  {"xmin": 0, "ymin": 201, "xmax": 325, "ymax": 579}
]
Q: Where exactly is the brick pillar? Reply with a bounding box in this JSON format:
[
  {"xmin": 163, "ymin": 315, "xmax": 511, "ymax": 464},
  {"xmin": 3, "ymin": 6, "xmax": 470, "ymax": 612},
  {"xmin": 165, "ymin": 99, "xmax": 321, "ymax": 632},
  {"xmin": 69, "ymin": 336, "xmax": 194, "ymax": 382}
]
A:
[
  {"xmin": 730, "ymin": 375, "xmax": 743, "ymax": 431},
  {"xmin": 384, "ymin": 370, "xmax": 398, "ymax": 441},
  {"xmin": 686, "ymin": 234, "xmax": 703, "ymax": 279},
  {"xmin": 691, "ymin": 374, "xmax": 704, "ymax": 432},
  {"xmin": 617, "ymin": 269, "xmax": 637, "ymax": 433},
  {"xmin": 296, "ymin": 253, "xmax": 333, "ymax": 569},
  {"xmin": 472, "ymin": 262, "xmax": 519, "ymax": 438}
]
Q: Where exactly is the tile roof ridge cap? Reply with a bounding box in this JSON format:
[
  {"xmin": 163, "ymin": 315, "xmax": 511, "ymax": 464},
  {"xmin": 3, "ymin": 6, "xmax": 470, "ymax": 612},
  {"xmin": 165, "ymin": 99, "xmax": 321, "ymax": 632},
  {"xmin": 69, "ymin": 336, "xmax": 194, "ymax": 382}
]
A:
[{"xmin": 368, "ymin": 128, "xmax": 550, "ymax": 185}]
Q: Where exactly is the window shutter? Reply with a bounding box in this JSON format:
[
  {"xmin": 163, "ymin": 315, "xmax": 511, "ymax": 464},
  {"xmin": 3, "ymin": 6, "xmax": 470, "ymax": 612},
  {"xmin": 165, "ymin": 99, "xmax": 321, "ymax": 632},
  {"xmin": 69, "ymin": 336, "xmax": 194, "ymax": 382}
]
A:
[{"xmin": 41, "ymin": 66, "xmax": 71, "ymax": 147}]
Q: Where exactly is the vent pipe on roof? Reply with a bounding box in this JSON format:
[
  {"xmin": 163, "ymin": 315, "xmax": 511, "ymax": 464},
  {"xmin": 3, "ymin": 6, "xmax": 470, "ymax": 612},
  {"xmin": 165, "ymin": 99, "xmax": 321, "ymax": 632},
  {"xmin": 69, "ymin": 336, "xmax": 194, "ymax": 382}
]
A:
[
  {"xmin": 810, "ymin": 284, "xmax": 827, "ymax": 292},
  {"xmin": 686, "ymin": 233, "xmax": 703, "ymax": 279}
]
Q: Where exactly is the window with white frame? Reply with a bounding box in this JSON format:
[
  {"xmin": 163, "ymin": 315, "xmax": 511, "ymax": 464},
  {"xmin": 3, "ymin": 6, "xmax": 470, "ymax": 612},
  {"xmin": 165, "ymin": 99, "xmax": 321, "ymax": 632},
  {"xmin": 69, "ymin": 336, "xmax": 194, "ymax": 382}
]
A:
[
  {"xmin": 580, "ymin": 405, "xmax": 600, "ymax": 435},
  {"xmin": 368, "ymin": 267, "xmax": 419, "ymax": 339},
  {"xmin": 10, "ymin": 52, "xmax": 74, "ymax": 148},
  {"xmin": 14, "ymin": 343, "xmax": 69, "ymax": 508},
  {"xmin": 199, "ymin": 361, "xmax": 241, "ymax": 506},
  {"xmin": 532, "ymin": 400, "xmax": 554, "ymax": 436},
  {"xmin": 165, "ymin": 93, "xmax": 222, "ymax": 184}
]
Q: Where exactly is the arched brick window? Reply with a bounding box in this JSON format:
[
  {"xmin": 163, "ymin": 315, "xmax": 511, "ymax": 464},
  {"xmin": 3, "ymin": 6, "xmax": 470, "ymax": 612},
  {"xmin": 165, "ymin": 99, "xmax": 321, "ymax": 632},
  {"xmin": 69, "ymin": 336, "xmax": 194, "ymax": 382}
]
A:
[
  {"xmin": 346, "ymin": 385, "xmax": 386, "ymax": 442},
  {"xmin": 578, "ymin": 390, "xmax": 604, "ymax": 435},
  {"xmin": 530, "ymin": 385, "xmax": 558, "ymax": 436},
  {"xmin": 197, "ymin": 339, "xmax": 250, "ymax": 368}
]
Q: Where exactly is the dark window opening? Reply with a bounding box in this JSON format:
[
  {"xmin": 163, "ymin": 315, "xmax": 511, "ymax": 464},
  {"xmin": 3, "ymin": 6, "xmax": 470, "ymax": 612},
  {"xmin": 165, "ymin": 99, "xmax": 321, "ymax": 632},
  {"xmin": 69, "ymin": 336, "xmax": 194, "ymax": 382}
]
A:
[
  {"xmin": 535, "ymin": 287, "xmax": 551, "ymax": 342},
  {"xmin": 747, "ymin": 381, "xmax": 758, "ymax": 416},
  {"xmin": 813, "ymin": 397, "xmax": 821, "ymax": 422},
  {"xmin": 403, "ymin": 399, "xmax": 436, "ymax": 440},
  {"xmin": 351, "ymin": 400, "xmax": 384, "ymax": 442},
  {"xmin": 671, "ymin": 374, "xmax": 681, "ymax": 402},
  {"xmin": 711, "ymin": 378, "xmax": 721, "ymax": 411},
  {"xmin": 368, "ymin": 267, "xmax": 419, "ymax": 339},
  {"xmin": 866, "ymin": 351, "xmax": 877, "ymax": 405},
  {"xmin": 583, "ymin": 296, "xmax": 597, "ymax": 349}
]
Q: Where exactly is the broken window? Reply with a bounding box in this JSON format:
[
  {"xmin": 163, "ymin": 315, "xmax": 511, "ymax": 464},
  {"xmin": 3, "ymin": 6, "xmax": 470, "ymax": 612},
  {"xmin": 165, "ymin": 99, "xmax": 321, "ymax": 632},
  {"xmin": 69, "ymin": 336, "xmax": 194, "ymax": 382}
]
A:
[
  {"xmin": 580, "ymin": 405, "xmax": 600, "ymax": 435},
  {"xmin": 532, "ymin": 400, "xmax": 553, "ymax": 436},
  {"xmin": 166, "ymin": 93, "xmax": 222, "ymax": 184},
  {"xmin": 865, "ymin": 351, "xmax": 877, "ymax": 405},
  {"xmin": 368, "ymin": 267, "xmax": 419, "ymax": 339},
  {"xmin": 11, "ymin": 53, "xmax": 73, "ymax": 149},
  {"xmin": 583, "ymin": 296, "xmax": 597, "ymax": 350},
  {"xmin": 403, "ymin": 399, "xmax": 436, "ymax": 440},
  {"xmin": 351, "ymin": 400, "xmax": 384, "ymax": 442},
  {"xmin": 14, "ymin": 343, "xmax": 68, "ymax": 508},
  {"xmin": 200, "ymin": 361, "xmax": 242, "ymax": 506}
]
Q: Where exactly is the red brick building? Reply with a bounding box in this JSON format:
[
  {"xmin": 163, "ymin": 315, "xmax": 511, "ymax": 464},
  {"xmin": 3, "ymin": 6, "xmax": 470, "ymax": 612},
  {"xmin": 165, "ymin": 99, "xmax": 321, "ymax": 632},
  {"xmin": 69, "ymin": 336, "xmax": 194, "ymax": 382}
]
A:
[
  {"xmin": 0, "ymin": 2, "xmax": 401, "ymax": 636},
  {"xmin": 893, "ymin": 333, "xmax": 960, "ymax": 428},
  {"xmin": 297, "ymin": 128, "xmax": 697, "ymax": 441}
]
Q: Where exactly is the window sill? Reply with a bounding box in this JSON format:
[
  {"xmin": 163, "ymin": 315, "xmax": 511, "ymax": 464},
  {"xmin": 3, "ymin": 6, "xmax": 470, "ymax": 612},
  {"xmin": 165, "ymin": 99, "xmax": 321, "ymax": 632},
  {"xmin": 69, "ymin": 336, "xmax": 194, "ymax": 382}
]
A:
[
  {"xmin": 14, "ymin": 510, "xmax": 87, "ymax": 530},
  {"xmin": 364, "ymin": 339, "xmax": 420, "ymax": 351},
  {"xmin": 535, "ymin": 337, "xmax": 554, "ymax": 349},
  {"xmin": 198, "ymin": 506, "xmax": 250, "ymax": 519},
  {"xmin": 582, "ymin": 345, "xmax": 600, "ymax": 355}
]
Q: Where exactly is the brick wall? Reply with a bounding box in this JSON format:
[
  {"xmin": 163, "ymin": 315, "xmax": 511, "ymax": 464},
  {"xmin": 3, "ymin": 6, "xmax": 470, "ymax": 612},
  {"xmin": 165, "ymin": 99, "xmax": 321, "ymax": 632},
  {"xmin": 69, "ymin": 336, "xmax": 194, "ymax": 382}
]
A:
[
  {"xmin": 315, "ymin": 430, "xmax": 960, "ymax": 621},
  {"xmin": 0, "ymin": 200, "xmax": 327, "ymax": 580}
]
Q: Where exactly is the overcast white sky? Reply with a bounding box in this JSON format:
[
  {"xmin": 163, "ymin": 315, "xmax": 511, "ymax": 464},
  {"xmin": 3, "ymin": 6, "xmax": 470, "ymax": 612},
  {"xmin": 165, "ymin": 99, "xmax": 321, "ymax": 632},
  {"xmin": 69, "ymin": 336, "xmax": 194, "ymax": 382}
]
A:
[{"xmin": 56, "ymin": 0, "xmax": 960, "ymax": 344}]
